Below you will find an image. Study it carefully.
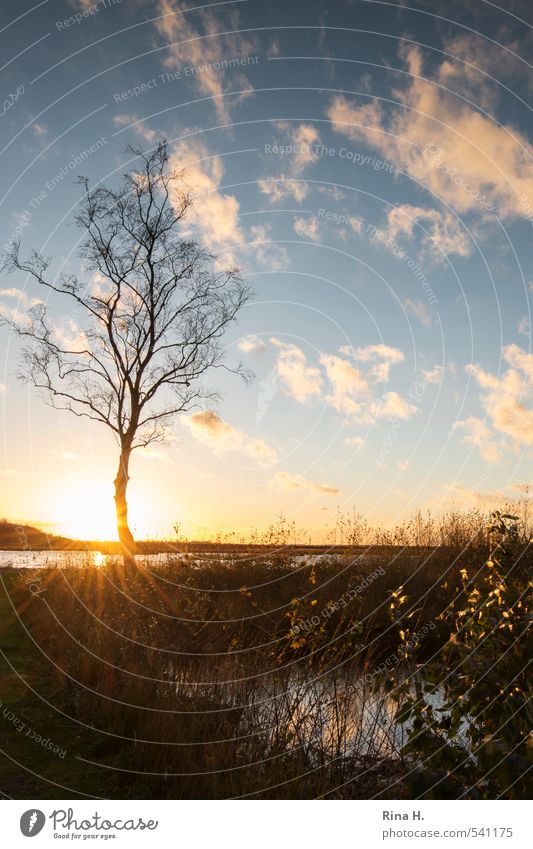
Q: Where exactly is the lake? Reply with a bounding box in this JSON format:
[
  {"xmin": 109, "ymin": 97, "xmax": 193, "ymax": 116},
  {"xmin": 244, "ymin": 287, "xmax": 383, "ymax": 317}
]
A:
[{"xmin": 0, "ymin": 549, "xmax": 408, "ymax": 569}]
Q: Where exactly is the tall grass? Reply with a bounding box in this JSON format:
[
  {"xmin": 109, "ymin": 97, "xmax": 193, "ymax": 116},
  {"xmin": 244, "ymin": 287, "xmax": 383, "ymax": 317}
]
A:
[{"xmin": 8, "ymin": 507, "xmax": 531, "ymax": 798}]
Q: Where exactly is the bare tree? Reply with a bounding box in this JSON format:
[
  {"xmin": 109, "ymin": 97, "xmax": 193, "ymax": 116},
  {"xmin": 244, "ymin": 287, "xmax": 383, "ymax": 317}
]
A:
[{"xmin": 1, "ymin": 141, "xmax": 251, "ymax": 566}]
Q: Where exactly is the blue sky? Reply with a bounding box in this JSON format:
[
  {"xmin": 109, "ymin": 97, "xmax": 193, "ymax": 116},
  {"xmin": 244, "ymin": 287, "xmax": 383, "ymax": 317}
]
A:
[{"xmin": 1, "ymin": 0, "xmax": 533, "ymax": 539}]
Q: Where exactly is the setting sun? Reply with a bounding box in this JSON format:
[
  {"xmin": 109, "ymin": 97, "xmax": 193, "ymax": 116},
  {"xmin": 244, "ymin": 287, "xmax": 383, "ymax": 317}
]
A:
[
  {"xmin": 53, "ymin": 482, "xmax": 150, "ymax": 541},
  {"xmin": 54, "ymin": 482, "xmax": 118, "ymax": 540}
]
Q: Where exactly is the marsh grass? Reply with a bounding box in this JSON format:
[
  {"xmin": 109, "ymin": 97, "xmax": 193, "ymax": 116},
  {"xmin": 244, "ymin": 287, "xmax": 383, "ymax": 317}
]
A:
[
  {"xmin": 3, "ymin": 555, "xmax": 467, "ymax": 796},
  {"xmin": 5, "ymin": 507, "xmax": 531, "ymax": 798}
]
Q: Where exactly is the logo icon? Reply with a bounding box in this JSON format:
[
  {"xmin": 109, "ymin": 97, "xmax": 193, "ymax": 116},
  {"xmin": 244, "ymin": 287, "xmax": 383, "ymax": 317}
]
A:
[{"xmin": 20, "ymin": 810, "xmax": 46, "ymax": 837}]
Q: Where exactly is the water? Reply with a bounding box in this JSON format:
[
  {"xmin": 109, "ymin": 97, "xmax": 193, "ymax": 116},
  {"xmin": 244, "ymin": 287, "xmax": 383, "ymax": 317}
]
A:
[
  {"xmin": 0, "ymin": 549, "xmax": 404, "ymax": 569},
  {"xmin": 0, "ymin": 550, "xmax": 181, "ymax": 569}
]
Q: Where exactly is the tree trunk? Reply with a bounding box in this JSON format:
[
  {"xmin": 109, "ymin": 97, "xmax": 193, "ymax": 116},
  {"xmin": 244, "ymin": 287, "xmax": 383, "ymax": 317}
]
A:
[{"xmin": 114, "ymin": 446, "xmax": 136, "ymax": 568}]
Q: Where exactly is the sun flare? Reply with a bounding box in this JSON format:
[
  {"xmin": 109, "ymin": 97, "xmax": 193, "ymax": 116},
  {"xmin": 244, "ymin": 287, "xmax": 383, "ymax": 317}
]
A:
[{"xmin": 54, "ymin": 483, "xmax": 119, "ymax": 540}]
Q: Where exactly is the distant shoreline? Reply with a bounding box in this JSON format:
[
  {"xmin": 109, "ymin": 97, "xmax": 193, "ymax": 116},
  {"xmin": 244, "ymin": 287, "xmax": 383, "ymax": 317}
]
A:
[{"xmin": 0, "ymin": 524, "xmax": 444, "ymax": 556}]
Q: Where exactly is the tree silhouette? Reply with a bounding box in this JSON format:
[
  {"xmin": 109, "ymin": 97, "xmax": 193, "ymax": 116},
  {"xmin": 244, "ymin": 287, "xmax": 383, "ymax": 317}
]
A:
[{"xmin": 2, "ymin": 141, "xmax": 251, "ymax": 566}]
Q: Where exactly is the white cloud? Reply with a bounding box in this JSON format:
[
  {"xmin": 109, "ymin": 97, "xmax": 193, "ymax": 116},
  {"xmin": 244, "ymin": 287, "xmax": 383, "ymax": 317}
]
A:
[
  {"xmin": 343, "ymin": 344, "xmax": 405, "ymax": 365},
  {"xmin": 466, "ymin": 344, "xmax": 533, "ymax": 448},
  {"xmin": 318, "ymin": 185, "xmax": 346, "ymax": 202},
  {"xmin": 258, "ymin": 123, "xmax": 321, "ymax": 205},
  {"xmin": 270, "ymin": 338, "xmax": 323, "ymax": 403},
  {"xmin": 453, "ymin": 415, "xmax": 501, "ymax": 463},
  {"xmin": 238, "ymin": 335, "xmax": 266, "ymax": 354},
  {"xmin": 293, "ymin": 216, "xmax": 320, "ymax": 241},
  {"xmin": 443, "ymin": 483, "xmax": 505, "ymax": 507},
  {"xmin": 169, "ymin": 138, "xmax": 243, "ymax": 266},
  {"xmin": 258, "ymin": 176, "xmax": 308, "ymax": 204},
  {"xmin": 246, "ymin": 224, "xmax": 288, "ymax": 270},
  {"xmin": 291, "ymin": 124, "xmax": 321, "ymax": 172},
  {"xmin": 320, "ymin": 353, "xmax": 371, "ymax": 416},
  {"xmin": 326, "ymin": 41, "xmax": 533, "ymax": 222},
  {"xmin": 341, "ymin": 343, "xmax": 404, "ymax": 383},
  {"xmin": 422, "ymin": 365, "xmax": 445, "ymax": 384},
  {"xmin": 270, "ymin": 470, "xmax": 340, "ymax": 496},
  {"xmin": 404, "ymin": 298, "xmax": 435, "ymax": 327},
  {"xmin": 359, "ymin": 391, "xmax": 417, "ymax": 425},
  {"xmin": 345, "ymin": 435, "xmax": 365, "ymax": 452},
  {"xmin": 0, "ymin": 287, "xmax": 42, "ymax": 307},
  {"xmin": 51, "ymin": 318, "xmax": 87, "ymax": 353},
  {"xmin": 268, "ymin": 339, "xmax": 415, "ymax": 424},
  {"xmin": 518, "ymin": 316, "xmax": 530, "ymax": 336},
  {"xmin": 154, "ymin": 0, "xmax": 257, "ymax": 122},
  {"xmin": 183, "ymin": 411, "xmax": 277, "ymax": 467},
  {"xmin": 383, "ymin": 204, "xmax": 472, "ymax": 261},
  {"xmin": 113, "ymin": 115, "xmax": 157, "ymax": 143}
]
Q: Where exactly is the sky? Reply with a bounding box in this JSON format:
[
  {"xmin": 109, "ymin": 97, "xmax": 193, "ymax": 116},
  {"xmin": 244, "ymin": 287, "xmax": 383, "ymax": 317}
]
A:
[{"xmin": 1, "ymin": 0, "xmax": 533, "ymax": 541}]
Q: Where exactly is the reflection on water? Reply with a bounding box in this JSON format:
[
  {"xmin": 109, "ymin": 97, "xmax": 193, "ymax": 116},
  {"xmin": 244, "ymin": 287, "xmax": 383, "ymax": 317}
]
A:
[
  {"xmin": 174, "ymin": 668, "xmax": 407, "ymax": 762},
  {"xmin": 0, "ymin": 550, "xmax": 113, "ymax": 569},
  {"xmin": 0, "ymin": 550, "xmax": 395, "ymax": 570}
]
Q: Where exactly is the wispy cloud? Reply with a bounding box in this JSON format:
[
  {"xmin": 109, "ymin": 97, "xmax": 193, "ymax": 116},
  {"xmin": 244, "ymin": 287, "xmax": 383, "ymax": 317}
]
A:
[
  {"xmin": 258, "ymin": 122, "xmax": 322, "ymax": 204},
  {"xmin": 320, "ymin": 353, "xmax": 371, "ymax": 416},
  {"xmin": 267, "ymin": 339, "xmax": 415, "ymax": 425},
  {"xmin": 0, "ymin": 287, "xmax": 42, "ymax": 307},
  {"xmin": 183, "ymin": 411, "xmax": 277, "ymax": 467},
  {"xmin": 466, "ymin": 344, "xmax": 533, "ymax": 448},
  {"xmin": 422, "ymin": 365, "xmax": 446, "ymax": 384},
  {"xmin": 326, "ymin": 41, "xmax": 533, "ymax": 222},
  {"xmin": 293, "ymin": 216, "xmax": 320, "ymax": 241},
  {"xmin": 113, "ymin": 114, "xmax": 157, "ymax": 143},
  {"xmin": 169, "ymin": 137, "xmax": 243, "ymax": 266},
  {"xmin": 404, "ymin": 299, "xmax": 435, "ymax": 327},
  {"xmin": 345, "ymin": 435, "xmax": 365, "ymax": 452},
  {"xmin": 238, "ymin": 335, "xmax": 266, "ymax": 354},
  {"xmin": 341, "ymin": 344, "xmax": 404, "ymax": 383},
  {"xmin": 442, "ymin": 483, "xmax": 505, "ymax": 507},
  {"xmin": 271, "ymin": 470, "xmax": 340, "ymax": 496},
  {"xmin": 453, "ymin": 415, "xmax": 501, "ymax": 463},
  {"xmin": 154, "ymin": 0, "xmax": 257, "ymax": 123},
  {"xmin": 518, "ymin": 316, "xmax": 530, "ymax": 336},
  {"xmin": 247, "ymin": 224, "xmax": 288, "ymax": 270},
  {"xmin": 258, "ymin": 176, "xmax": 308, "ymax": 204},
  {"xmin": 270, "ymin": 338, "xmax": 323, "ymax": 403}
]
